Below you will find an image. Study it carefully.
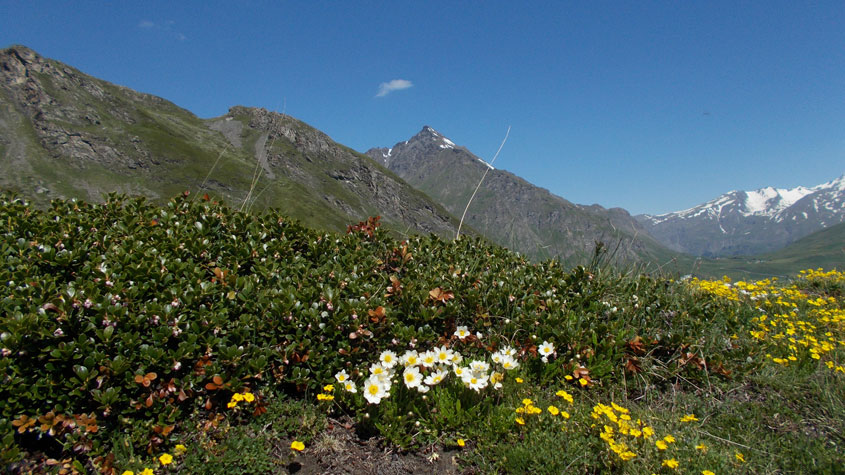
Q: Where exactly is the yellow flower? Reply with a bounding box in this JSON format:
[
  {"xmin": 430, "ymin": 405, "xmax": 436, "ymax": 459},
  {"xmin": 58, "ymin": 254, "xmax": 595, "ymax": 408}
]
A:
[
  {"xmin": 159, "ymin": 453, "xmax": 173, "ymax": 465},
  {"xmin": 662, "ymin": 458, "xmax": 679, "ymax": 469},
  {"xmin": 291, "ymin": 440, "xmax": 305, "ymax": 451},
  {"xmin": 547, "ymin": 405, "xmax": 560, "ymax": 416},
  {"xmin": 702, "ymin": 471, "xmax": 715, "ymax": 475},
  {"xmin": 515, "ymin": 417, "xmax": 525, "ymax": 425},
  {"xmin": 231, "ymin": 393, "xmax": 244, "ymax": 402},
  {"xmin": 656, "ymin": 440, "xmax": 668, "ymax": 450},
  {"xmin": 457, "ymin": 438, "xmax": 466, "ymax": 447},
  {"xmin": 561, "ymin": 411, "xmax": 570, "ymax": 419},
  {"xmin": 564, "ymin": 375, "xmax": 573, "ymax": 380},
  {"xmin": 642, "ymin": 426, "xmax": 654, "ymax": 438},
  {"xmin": 695, "ymin": 444, "xmax": 707, "ymax": 452},
  {"xmin": 121, "ymin": 471, "xmax": 134, "ymax": 475},
  {"xmin": 556, "ymin": 389, "xmax": 574, "ymax": 404},
  {"xmin": 522, "ymin": 398, "xmax": 534, "ymax": 406},
  {"xmin": 663, "ymin": 434, "xmax": 676, "ymax": 443},
  {"xmin": 227, "ymin": 401, "xmax": 238, "ymax": 409},
  {"xmin": 515, "ymin": 377, "xmax": 524, "ymax": 384},
  {"xmin": 141, "ymin": 469, "xmax": 154, "ymax": 475},
  {"xmin": 174, "ymin": 444, "xmax": 187, "ymax": 456},
  {"xmin": 680, "ymin": 414, "xmax": 699, "ymax": 422},
  {"xmin": 317, "ymin": 393, "xmax": 334, "ymax": 401},
  {"xmin": 243, "ymin": 392, "xmax": 255, "ymax": 402},
  {"xmin": 579, "ymin": 377, "xmax": 589, "ymax": 386},
  {"xmin": 323, "ymin": 384, "xmax": 335, "ymax": 392},
  {"xmin": 618, "ymin": 451, "xmax": 636, "ymax": 461},
  {"xmin": 735, "ymin": 452, "xmax": 745, "ymax": 463}
]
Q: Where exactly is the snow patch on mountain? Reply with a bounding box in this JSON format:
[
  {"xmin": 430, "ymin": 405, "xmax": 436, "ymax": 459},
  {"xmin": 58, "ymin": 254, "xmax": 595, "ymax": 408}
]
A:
[{"xmin": 645, "ymin": 174, "xmax": 845, "ymax": 225}]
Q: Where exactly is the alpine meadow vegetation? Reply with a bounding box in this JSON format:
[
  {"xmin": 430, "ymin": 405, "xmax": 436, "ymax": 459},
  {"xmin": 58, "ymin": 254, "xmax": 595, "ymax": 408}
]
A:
[{"xmin": 1, "ymin": 192, "xmax": 842, "ymax": 473}]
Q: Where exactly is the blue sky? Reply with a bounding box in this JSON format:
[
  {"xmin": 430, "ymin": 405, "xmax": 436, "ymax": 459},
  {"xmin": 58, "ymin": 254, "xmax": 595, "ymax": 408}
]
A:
[{"xmin": 2, "ymin": 1, "xmax": 844, "ymax": 214}]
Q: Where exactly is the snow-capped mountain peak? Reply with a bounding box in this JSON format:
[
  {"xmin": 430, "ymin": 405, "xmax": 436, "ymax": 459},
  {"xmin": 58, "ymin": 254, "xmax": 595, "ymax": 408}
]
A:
[
  {"xmin": 636, "ymin": 173, "xmax": 845, "ymax": 256},
  {"xmin": 419, "ymin": 126, "xmax": 493, "ymax": 169},
  {"xmin": 741, "ymin": 185, "xmax": 813, "ymax": 216}
]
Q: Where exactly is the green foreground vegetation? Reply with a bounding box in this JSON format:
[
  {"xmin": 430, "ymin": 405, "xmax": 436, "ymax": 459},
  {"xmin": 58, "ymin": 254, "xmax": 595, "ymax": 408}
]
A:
[{"xmin": 1, "ymin": 193, "xmax": 843, "ymax": 473}]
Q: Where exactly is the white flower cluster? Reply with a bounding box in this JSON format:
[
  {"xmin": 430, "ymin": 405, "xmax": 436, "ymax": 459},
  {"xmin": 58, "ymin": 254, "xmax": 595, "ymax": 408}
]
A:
[{"xmin": 334, "ymin": 326, "xmax": 533, "ymax": 405}]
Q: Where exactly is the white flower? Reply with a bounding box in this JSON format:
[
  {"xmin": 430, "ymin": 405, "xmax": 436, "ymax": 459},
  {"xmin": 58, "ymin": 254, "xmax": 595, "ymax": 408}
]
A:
[
  {"xmin": 538, "ymin": 341, "xmax": 555, "ymax": 358},
  {"xmin": 453, "ymin": 366, "xmax": 467, "ymax": 378},
  {"xmin": 363, "ymin": 377, "xmax": 387, "ymax": 404},
  {"xmin": 402, "ymin": 366, "xmax": 423, "ymax": 389},
  {"xmin": 502, "ymin": 345, "xmax": 517, "ymax": 357},
  {"xmin": 501, "ymin": 355, "xmax": 519, "ymax": 371},
  {"xmin": 420, "ymin": 350, "xmax": 437, "ymax": 368},
  {"xmin": 491, "ymin": 351, "xmax": 504, "ymax": 365},
  {"xmin": 434, "ymin": 346, "xmax": 454, "ymax": 366},
  {"xmin": 343, "ymin": 381, "xmax": 357, "ymax": 393},
  {"xmin": 469, "ymin": 360, "xmax": 490, "ymax": 374},
  {"xmin": 401, "ymin": 350, "xmax": 419, "ymax": 367},
  {"xmin": 450, "ymin": 352, "xmax": 463, "ymax": 365},
  {"xmin": 369, "ymin": 362, "xmax": 393, "ymax": 384},
  {"xmin": 454, "ymin": 326, "xmax": 470, "ymax": 339},
  {"xmin": 424, "ymin": 368, "xmax": 448, "ymax": 386},
  {"xmin": 463, "ymin": 372, "xmax": 489, "ymax": 392},
  {"xmin": 380, "ymin": 350, "xmax": 398, "ymax": 368},
  {"xmin": 416, "ymin": 384, "xmax": 430, "ymax": 393},
  {"xmin": 335, "ymin": 370, "xmax": 350, "ymax": 383}
]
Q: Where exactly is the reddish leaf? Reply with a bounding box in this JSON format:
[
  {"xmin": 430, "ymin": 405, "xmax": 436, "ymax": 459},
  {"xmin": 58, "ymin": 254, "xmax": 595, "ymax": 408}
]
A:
[
  {"xmin": 625, "ymin": 357, "xmax": 643, "ymax": 374},
  {"xmin": 429, "ymin": 287, "xmax": 455, "ymax": 304},
  {"xmin": 627, "ymin": 336, "xmax": 647, "ymax": 355},
  {"xmin": 368, "ymin": 306, "xmax": 386, "ymax": 323}
]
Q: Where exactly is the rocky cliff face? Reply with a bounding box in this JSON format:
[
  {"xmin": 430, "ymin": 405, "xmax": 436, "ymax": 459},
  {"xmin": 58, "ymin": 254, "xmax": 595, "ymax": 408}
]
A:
[
  {"xmin": 367, "ymin": 127, "xmax": 673, "ymax": 266},
  {"xmin": 0, "ymin": 45, "xmax": 462, "ymax": 237},
  {"xmin": 0, "ymin": 45, "xmax": 234, "ymax": 203}
]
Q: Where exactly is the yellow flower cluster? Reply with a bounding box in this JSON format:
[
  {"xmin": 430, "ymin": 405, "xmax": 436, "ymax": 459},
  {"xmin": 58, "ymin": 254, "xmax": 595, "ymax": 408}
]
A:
[
  {"xmin": 515, "ymin": 398, "xmax": 543, "ymax": 420},
  {"xmin": 227, "ymin": 391, "xmax": 256, "ymax": 409},
  {"xmin": 799, "ymin": 268, "xmax": 845, "ymax": 284},
  {"xmin": 591, "ymin": 402, "xmax": 652, "ymax": 461},
  {"xmin": 691, "ymin": 270, "xmax": 845, "ymax": 374},
  {"xmin": 317, "ymin": 385, "xmax": 335, "ymax": 401}
]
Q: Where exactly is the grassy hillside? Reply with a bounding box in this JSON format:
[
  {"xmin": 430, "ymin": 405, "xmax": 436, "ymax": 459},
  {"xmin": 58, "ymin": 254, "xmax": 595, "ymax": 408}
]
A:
[
  {"xmin": 1, "ymin": 193, "xmax": 842, "ymax": 473},
  {"xmin": 676, "ymin": 222, "xmax": 845, "ymax": 280}
]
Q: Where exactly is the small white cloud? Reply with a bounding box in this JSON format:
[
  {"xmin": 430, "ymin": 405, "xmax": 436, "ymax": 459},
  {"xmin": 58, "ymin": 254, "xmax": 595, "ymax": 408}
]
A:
[
  {"xmin": 376, "ymin": 79, "xmax": 413, "ymax": 97},
  {"xmin": 138, "ymin": 20, "xmax": 186, "ymax": 41}
]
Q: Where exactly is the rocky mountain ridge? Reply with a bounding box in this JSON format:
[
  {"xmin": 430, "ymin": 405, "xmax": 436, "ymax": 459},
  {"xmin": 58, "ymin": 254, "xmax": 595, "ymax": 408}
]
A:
[
  {"xmin": 367, "ymin": 127, "xmax": 675, "ymax": 266},
  {"xmin": 0, "ymin": 45, "xmax": 462, "ymax": 237}
]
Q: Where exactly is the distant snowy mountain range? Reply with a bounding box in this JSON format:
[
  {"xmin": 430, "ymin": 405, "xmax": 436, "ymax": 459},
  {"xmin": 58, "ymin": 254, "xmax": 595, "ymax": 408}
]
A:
[{"xmin": 636, "ymin": 175, "xmax": 845, "ymax": 257}]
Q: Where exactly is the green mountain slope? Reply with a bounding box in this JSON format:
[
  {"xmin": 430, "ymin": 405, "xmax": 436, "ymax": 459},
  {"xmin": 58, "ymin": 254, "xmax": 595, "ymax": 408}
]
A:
[
  {"xmin": 0, "ymin": 45, "xmax": 462, "ymax": 237},
  {"xmin": 686, "ymin": 221, "xmax": 845, "ymax": 279}
]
